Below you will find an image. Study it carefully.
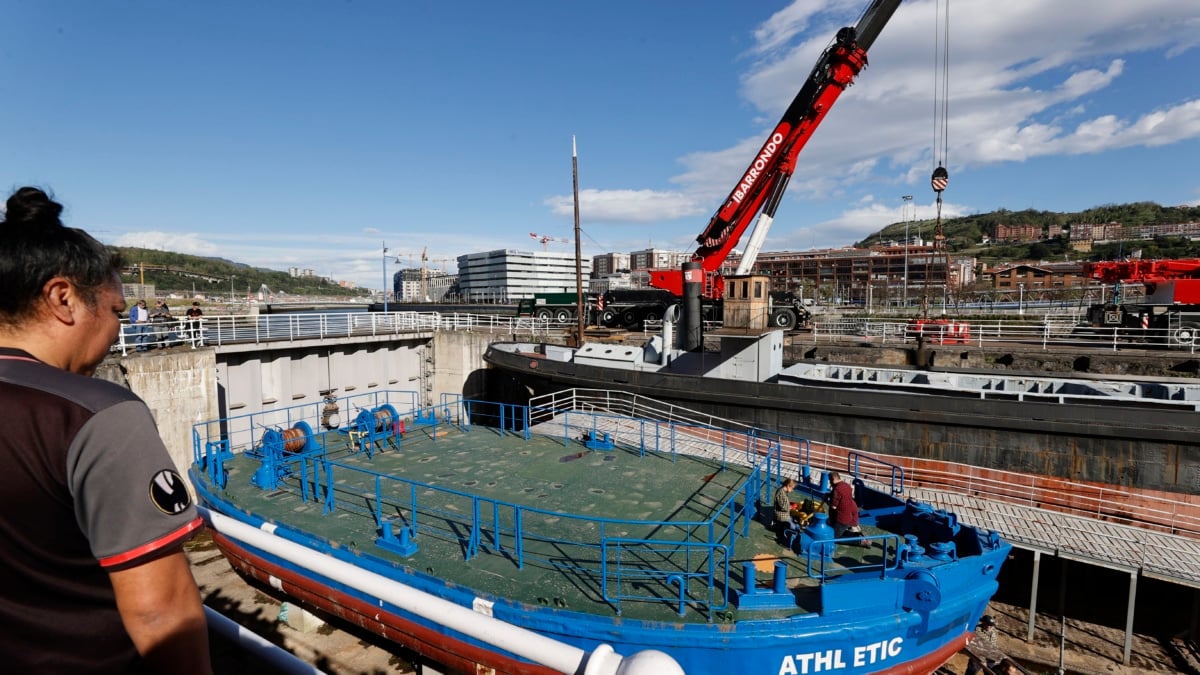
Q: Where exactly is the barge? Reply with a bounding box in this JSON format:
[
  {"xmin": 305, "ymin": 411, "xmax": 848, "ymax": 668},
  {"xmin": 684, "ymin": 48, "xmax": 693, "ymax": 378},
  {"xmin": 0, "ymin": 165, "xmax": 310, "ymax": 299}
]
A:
[{"xmin": 190, "ymin": 389, "xmax": 1009, "ymax": 674}]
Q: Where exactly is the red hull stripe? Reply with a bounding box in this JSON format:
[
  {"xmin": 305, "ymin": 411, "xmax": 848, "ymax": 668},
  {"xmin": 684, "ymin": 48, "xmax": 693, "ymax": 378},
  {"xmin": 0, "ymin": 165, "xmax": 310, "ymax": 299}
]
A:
[
  {"xmin": 212, "ymin": 532, "xmax": 968, "ymax": 675},
  {"xmin": 213, "ymin": 532, "xmax": 559, "ymax": 675},
  {"xmin": 876, "ymin": 634, "xmax": 966, "ymax": 674},
  {"xmin": 100, "ymin": 517, "xmax": 205, "ymax": 567}
]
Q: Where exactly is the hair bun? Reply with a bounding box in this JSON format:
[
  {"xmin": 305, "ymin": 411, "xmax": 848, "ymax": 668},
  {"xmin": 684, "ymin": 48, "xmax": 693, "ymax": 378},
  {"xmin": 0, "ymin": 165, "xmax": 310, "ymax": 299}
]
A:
[{"xmin": 4, "ymin": 186, "xmax": 64, "ymax": 228}]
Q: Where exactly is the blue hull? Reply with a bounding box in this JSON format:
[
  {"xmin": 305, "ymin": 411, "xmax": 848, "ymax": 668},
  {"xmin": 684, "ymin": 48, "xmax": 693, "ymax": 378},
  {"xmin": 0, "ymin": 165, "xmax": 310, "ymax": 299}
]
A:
[{"xmin": 190, "ymin": 391, "xmax": 1009, "ymax": 674}]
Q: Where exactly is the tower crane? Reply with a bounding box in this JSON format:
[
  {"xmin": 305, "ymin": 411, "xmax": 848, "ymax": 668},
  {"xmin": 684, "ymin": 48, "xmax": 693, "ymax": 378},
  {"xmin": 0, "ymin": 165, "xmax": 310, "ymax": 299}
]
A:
[
  {"xmin": 420, "ymin": 246, "xmax": 429, "ymax": 302},
  {"xmin": 529, "ymin": 232, "xmax": 570, "ymax": 251}
]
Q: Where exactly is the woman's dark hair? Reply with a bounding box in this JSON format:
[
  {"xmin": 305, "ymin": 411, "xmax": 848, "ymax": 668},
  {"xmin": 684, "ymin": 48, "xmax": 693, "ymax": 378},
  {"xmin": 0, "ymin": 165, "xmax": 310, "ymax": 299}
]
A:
[{"xmin": 0, "ymin": 186, "xmax": 123, "ymax": 323}]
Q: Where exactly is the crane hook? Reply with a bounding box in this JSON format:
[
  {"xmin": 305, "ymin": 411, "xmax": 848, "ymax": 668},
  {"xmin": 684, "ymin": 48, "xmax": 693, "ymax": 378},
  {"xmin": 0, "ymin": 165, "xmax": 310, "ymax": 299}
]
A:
[{"xmin": 930, "ymin": 166, "xmax": 948, "ymax": 194}]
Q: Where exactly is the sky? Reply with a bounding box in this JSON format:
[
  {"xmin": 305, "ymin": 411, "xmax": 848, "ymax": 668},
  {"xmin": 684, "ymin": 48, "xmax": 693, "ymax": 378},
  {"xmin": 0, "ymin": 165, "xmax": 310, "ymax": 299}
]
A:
[{"xmin": 3, "ymin": 0, "xmax": 1199, "ymax": 291}]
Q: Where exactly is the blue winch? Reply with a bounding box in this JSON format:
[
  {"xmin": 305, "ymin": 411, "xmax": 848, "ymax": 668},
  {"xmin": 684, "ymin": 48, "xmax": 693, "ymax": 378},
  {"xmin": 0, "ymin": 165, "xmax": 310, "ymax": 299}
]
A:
[
  {"xmin": 350, "ymin": 404, "xmax": 402, "ymax": 457},
  {"xmin": 252, "ymin": 421, "xmax": 317, "ymax": 490}
]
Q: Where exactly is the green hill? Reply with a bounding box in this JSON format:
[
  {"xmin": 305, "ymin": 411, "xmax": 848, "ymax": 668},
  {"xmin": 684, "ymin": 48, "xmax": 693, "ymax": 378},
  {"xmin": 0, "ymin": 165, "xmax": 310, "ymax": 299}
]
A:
[
  {"xmin": 114, "ymin": 247, "xmax": 370, "ymax": 299},
  {"xmin": 857, "ymin": 202, "xmax": 1200, "ymax": 262}
]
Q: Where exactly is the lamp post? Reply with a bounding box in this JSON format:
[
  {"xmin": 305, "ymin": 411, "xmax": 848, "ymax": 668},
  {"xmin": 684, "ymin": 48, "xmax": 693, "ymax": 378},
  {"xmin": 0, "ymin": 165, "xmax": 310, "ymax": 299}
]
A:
[
  {"xmin": 229, "ymin": 275, "xmax": 235, "ymax": 304},
  {"xmin": 382, "ymin": 241, "xmax": 389, "ymax": 313},
  {"xmin": 1018, "ymin": 282, "xmax": 1025, "ymax": 315},
  {"xmin": 902, "ymin": 195, "xmax": 913, "ymax": 308}
]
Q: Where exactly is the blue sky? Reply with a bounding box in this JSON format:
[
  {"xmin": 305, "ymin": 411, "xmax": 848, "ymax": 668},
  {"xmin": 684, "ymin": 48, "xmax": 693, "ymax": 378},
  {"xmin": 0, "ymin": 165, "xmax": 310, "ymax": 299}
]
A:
[{"xmin": 4, "ymin": 0, "xmax": 1198, "ymax": 290}]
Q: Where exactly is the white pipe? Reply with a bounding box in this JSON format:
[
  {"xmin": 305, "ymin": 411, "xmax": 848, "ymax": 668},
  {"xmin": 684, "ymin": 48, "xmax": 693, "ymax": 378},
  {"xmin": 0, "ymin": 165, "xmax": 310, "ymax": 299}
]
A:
[
  {"xmin": 734, "ymin": 213, "xmax": 774, "ymax": 275},
  {"xmin": 205, "ymin": 606, "xmax": 325, "ymax": 674},
  {"xmin": 662, "ymin": 304, "xmax": 678, "ymax": 360},
  {"xmin": 199, "ymin": 507, "xmax": 684, "ymax": 675}
]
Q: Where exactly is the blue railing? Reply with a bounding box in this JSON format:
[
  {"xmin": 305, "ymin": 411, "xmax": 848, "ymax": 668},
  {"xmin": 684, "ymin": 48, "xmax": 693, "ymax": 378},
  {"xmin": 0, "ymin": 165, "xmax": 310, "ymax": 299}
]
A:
[
  {"xmin": 796, "ymin": 532, "xmax": 903, "ymax": 579},
  {"xmin": 192, "ymin": 389, "xmax": 423, "ymax": 467},
  {"xmin": 281, "ymin": 448, "xmax": 753, "ymax": 616},
  {"xmin": 193, "ymin": 392, "xmax": 894, "ymax": 617},
  {"xmin": 847, "ymin": 451, "xmax": 906, "ymax": 495},
  {"xmin": 603, "ymin": 538, "xmax": 730, "ymax": 617}
]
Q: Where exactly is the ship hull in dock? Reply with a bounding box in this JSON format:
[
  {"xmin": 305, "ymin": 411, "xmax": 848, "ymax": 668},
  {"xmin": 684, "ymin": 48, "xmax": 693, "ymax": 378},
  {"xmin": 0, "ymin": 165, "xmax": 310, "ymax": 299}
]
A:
[{"xmin": 190, "ymin": 390, "xmax": 1008, "ymax": 675}]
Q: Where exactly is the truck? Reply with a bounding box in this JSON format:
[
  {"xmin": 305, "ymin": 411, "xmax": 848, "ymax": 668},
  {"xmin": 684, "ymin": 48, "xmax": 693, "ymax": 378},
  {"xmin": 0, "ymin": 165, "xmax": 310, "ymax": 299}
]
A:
[
  {"xmin": 514, "ymin": 292, "xmax": 598, "ymax": 324},
  {"xmin": 517, "ymin": 287, "xmax": 812, "ymax": 330},
  {"xmin": 1082, "ymin": 259, "xmax": 1200, "ymax": 346},
  {"xmin": 624, "ymin": 0, "xmax": 902, "ymax": 332},
  {"xmin": 514, "ymin": 289, "xmax": 682, "ymax": 329}
]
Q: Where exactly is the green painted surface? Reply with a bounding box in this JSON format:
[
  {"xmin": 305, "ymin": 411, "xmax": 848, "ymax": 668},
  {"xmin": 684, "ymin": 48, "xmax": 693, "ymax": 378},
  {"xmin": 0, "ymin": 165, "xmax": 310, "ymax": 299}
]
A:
[{"xmin": 215, "ymin": 423, "xmax": 881, "ymax": 623}]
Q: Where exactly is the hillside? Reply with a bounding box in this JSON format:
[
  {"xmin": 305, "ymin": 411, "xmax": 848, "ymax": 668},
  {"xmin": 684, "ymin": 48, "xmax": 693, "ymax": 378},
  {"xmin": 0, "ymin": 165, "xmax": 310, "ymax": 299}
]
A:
[
  {"xmin": 856, "ymin": 202, "xmax": 1200, "ymax": 262},
  {"xmin": 114, "ymin": 247, "xmax": 370, "ymax": 300}
]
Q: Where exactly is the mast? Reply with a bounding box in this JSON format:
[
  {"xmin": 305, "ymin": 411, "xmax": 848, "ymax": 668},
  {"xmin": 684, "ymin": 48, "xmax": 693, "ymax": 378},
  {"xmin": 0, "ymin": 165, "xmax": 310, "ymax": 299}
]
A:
[{"xmin": 572, "ymin": 136, "xmax": 585, "ymax": 346}]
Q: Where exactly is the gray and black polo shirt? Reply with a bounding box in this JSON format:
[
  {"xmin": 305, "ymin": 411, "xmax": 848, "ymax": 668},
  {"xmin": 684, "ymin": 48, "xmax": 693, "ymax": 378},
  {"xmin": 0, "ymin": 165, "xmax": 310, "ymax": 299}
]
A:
[{"xmin": 0, "ymin": 347, "xmax": 202, "ymax": 671}]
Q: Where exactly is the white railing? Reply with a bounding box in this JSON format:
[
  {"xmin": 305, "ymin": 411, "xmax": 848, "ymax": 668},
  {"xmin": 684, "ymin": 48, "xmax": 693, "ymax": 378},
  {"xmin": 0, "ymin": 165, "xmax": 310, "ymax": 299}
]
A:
[
  {"xmin": 807, "ymin": 317, "xmax": 1200, "ymax": 352},
  {"xmin": 886, "ymin": 456, "xmax": 1200, "ymax": 539},
  {"xmin": 110, "ymin": 308, "xmax": 1200, "ymax": 354},
  {"xmin": 532, "ymin": 389, "xmax": 1200, "ymax": 541},
  {"xmin": 111, "ymin": 310, "xmax": 565, "ymax": 354}
]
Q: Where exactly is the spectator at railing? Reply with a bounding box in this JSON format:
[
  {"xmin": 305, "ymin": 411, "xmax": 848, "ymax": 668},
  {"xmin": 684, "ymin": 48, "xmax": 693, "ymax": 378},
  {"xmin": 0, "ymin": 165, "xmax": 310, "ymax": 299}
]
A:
[
  {"xmin": 129, "ymin": 299, "xmax": 153, "ymax": 351},
  {"xmin": 186, "ymin": 301, "xmax": 204, "ymax": 345},
  {"xmin": 149, "ymin": 299, "xmax": 173, "ymax": 321}
]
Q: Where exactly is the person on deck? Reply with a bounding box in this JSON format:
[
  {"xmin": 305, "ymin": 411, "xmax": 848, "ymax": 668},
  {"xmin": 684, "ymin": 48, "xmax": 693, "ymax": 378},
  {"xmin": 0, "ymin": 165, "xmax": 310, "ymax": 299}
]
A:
[
  {"xmin": 0, "ymin": 186, "xmax": 211, "ymax": 673},
  {"xmin": 772, "ymin": 478, "xmax": 797, "ymax": 542},
  {"xmin": 828, "ymin": 471, "xmax": 868, "ymax": 546}
]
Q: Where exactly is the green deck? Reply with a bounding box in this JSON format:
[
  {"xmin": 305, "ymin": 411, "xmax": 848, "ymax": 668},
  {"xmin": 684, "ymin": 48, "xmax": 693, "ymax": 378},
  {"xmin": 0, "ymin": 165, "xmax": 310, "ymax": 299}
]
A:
[{"xmin": 214, "ymin": 422, "xmax": 882, "ymax": 623}]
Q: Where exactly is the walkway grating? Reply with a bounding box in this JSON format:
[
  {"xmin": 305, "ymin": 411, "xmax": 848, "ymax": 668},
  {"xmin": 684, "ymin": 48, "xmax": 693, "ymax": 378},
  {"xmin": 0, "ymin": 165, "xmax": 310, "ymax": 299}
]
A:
[
  {"xmin": 886, "ymin": 485, "xmax": 1200, "ymax": 587},
  {"xmin": 532, "ymin": 410, "xmax": 1200, "ymax": 589}
]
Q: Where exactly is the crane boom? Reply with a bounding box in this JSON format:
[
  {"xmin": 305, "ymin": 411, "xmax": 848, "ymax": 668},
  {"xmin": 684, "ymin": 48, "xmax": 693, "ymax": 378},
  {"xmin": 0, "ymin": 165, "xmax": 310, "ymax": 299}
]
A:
[{"xmin": 649, "ymin": 0, "xmax": 902, "ymax": 299}]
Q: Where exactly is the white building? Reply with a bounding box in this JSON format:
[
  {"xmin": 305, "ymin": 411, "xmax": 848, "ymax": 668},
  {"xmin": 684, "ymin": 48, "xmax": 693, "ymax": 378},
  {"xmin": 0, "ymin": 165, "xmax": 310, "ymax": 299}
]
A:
[
  {"xmin": 629, "ymin": 248, "xmax": 690, "ymax": 272},
  {"xmin": 591, "ymin": 252, "xmax": 631, "ymax": 276},
  {"xmin": 393, "ymin": 268, "xmax": 456, "ymax": 302},
  {"xmin": 456, "ymin": 249, "xmax": 591, "ymax": 302}
]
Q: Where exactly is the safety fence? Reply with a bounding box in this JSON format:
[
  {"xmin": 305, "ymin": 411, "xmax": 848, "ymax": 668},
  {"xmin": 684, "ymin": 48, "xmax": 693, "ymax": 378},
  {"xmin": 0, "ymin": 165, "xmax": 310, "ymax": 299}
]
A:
[
  {"xmin": 193, "ymin": 391, "xmax": 770, "ymax": 619},
  {"xmin": 111, "ymin": 311, "xmax": 563, "ymax": 354},
  {"xmin": 809, "ymin": 316, "xmax": 1200, "ymax": 352},
  {"xmin": 110, "ymin": 308, "xmax": 1200, "ymax": 354},
  {"xmin": 532, "ymin": 389, "xmax": 1200, "ymax": 541}
]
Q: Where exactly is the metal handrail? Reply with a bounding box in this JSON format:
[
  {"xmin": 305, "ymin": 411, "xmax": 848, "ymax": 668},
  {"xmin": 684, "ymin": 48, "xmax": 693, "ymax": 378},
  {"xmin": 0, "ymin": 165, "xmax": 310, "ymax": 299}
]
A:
[
  {"xmin": 535, "ymin": 389, "xmax": 1200, "ymax": 543},
  {"xmin": 113, "ymin": 308, "xmax": 1200, "ymax": 354},
  {"xmin": 809, "ymin": 317, "xmax": 1200, "ymax": 352},
  {"xmin": 193, "ymin": 392, "xmax": 790, "ymax": 619}
]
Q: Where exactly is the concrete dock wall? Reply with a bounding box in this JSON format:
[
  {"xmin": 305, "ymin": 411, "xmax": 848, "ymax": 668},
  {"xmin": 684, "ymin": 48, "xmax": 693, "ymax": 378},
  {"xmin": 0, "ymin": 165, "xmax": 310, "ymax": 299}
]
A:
[
  {"xmin": 431, "ymin": 329, "xmax": 502, "ymax": 401},
  {"xmin": 98, "ymin": 348, "xmax": 220, "ymax": 488},
  {"xmin": 98, "ymin": 332, "xmax": 439, "ymax": 493}
]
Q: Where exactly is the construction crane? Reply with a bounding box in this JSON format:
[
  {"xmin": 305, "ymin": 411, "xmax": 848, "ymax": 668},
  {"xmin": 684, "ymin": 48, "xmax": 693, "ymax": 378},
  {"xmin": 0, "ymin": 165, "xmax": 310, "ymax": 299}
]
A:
[
  {"xmin": 529, "ymin": 232, "xmax": 570, "ymax": 251},
  {"xmin": 1083, "ymin": 258, "xmax": 1200, "ymax": 346},
  {"xmin": 420, "ymin": 246, "xmax": 429, "ymax": 302}
]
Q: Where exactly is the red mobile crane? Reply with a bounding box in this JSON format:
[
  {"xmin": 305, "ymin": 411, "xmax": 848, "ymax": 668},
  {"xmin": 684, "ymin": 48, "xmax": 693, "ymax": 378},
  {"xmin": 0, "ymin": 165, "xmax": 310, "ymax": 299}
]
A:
[
  {"xmin": 622, "ymin": 0, "xmax": 902, "ymax": 329},
  {"xmin": 525, "ymin": 0, "xmax": 902, "ymax": 330},
  {"xmin": 1083, "ymin": 258, "xmax": 1200, "ymax": 345}
]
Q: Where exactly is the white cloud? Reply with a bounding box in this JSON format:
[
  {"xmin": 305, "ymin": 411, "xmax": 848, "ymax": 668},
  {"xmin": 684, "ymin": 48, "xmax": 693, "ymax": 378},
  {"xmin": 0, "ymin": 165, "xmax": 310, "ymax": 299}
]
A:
[
  {"xmin": 558, "ymin": 0, "xmax": 1200, "ymax": 244},
  {"xmin": 771, "ymin": 197, "xmax": 969, "ymax": 251},
  {"xmin": 114, "ymin": 231, "xmax": 221, "ymax": 256},
  {"xmin": 544, "ymin": 188, "xmax": 706, "ymax": 223}
]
